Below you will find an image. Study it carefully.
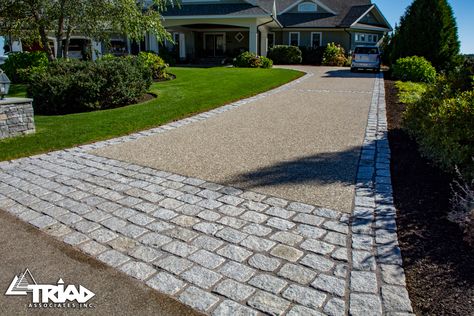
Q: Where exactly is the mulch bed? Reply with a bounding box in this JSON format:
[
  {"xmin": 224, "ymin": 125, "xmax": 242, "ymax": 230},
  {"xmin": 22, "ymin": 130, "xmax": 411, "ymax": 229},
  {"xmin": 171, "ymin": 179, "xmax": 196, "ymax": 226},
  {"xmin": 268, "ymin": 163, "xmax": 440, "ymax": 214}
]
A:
[
  {"xmin": 384, "ymin": 76, "xmax": 474, "ymax": 315},
  {"xmin": 136, "ymin": 92, "xmax": 157, "ymax": 104}
]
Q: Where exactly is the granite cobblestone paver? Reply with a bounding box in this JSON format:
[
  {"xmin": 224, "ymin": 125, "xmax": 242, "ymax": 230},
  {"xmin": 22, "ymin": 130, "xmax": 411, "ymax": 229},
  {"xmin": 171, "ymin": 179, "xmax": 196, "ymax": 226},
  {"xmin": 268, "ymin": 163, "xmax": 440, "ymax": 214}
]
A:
[
  {"xmin": 0, "ymin": 139, "xmax": 354, "ymax": 315},
  {"xmin": 348, "ymin": 74, "xmax": 414, "ymax": 315},
  {"xmin": 0, "ymin": 71, "xmax": 413, "ymax": 315}
]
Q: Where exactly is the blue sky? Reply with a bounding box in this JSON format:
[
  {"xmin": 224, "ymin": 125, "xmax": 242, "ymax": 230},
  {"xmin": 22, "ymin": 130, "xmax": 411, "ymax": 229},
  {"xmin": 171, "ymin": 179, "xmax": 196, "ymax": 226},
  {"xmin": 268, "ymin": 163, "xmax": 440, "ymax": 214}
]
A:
[{"xmin": 374, "ymin": 0, "xmax": 474, "ymax": 54}]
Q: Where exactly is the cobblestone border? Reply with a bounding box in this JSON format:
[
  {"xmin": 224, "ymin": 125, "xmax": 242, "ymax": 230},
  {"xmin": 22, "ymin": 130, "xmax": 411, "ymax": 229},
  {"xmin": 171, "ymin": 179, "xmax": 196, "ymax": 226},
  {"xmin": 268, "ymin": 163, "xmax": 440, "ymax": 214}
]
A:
[
  {"xmin": 349, "ymin": 74, "xmax": 414, "ymax": 315},
  {"xmin": 0, "ymin": 70, "xmax": 416, "ymax": 315}
]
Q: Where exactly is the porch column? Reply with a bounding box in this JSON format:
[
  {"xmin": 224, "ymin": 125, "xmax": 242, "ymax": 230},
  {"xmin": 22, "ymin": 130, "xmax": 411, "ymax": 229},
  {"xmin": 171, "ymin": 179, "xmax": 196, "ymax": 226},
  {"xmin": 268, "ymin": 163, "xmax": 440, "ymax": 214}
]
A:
[
  {"xmin": 260, "ymin": 29, "xmax": 268, "ymax": 56},
  {"xmin": 92, "ymin": 41, "xmax": 102, "ymax": 61},
  {"xmin": 149, "ymin": 33, "xmax": 159, "ymax": 53},
  {"xmin": 249, "ymin": 24, "xmax": 258, "ymax": 54}
]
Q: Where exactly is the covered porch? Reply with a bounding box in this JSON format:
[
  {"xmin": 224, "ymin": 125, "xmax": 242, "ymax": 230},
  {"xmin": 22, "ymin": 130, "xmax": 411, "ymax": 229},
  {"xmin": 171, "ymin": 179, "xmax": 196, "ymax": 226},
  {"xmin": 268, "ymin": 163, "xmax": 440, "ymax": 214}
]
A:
[{"xmin": 162, "ymin": 16, "xmax": 278, "ymax": 62}]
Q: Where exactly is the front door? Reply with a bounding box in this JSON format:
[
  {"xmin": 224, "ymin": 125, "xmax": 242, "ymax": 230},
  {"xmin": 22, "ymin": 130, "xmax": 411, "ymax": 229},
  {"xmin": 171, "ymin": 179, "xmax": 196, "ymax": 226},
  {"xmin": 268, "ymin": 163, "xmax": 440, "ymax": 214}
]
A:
[{"xmin": 204, "ymin": 34, "xmax": 225, "ymax": 57}]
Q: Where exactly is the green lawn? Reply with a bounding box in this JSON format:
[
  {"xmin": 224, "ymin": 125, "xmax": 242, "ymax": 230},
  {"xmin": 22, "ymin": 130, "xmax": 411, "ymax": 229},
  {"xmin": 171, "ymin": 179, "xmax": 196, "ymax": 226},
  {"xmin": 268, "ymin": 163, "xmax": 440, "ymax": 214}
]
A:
[
  {"xmin": 0, "ymin": 67, "xmax": 303, "ymax": 161},
  {"xmin": 8, "ymin": 84, "xmax": 27, "ymax": 98}
]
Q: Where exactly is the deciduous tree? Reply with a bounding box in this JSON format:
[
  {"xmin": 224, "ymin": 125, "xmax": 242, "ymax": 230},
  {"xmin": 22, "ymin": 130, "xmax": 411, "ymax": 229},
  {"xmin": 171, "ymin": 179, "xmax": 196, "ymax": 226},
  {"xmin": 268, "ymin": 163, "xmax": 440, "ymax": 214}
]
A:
[{"xmin": 0, "ymin": 0, "xmax": 173, "ymax": 60}]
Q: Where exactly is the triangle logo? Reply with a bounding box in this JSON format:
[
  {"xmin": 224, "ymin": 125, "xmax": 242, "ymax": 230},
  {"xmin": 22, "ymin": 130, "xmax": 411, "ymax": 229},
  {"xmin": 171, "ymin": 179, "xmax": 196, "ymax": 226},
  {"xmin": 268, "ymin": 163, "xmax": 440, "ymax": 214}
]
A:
[{"xmin": 5, "ymin": 269, "xmax": 37, "ymax": 296}]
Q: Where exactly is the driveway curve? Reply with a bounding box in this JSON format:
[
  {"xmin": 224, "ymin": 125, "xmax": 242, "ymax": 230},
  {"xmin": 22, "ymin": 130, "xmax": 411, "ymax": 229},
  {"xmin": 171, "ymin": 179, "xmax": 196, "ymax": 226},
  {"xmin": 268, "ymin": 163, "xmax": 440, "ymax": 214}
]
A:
[{"xmin": 94, "ymin": 66, "xmax": 376, "ymax": 213}]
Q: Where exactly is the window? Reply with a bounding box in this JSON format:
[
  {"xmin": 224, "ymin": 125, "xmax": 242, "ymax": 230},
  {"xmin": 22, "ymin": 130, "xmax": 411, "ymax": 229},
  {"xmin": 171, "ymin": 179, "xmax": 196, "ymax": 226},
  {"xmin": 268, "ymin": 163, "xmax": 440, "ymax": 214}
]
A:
[
  {"xmin": 173, "ymin": 33, "xmax": 180, "ymax": 45},
  {"xmin": 355, "ymin": 33, "xmax": 379, "ymax": 43},
  {"xmin": 311, "ymin": 32, "xmax": 322, "ymax": 48},
  {"xmin": 289, "ymin": 32, "xmax": 300, "ymax": 46},
  {"xmin": 298, "ymin": 2, "xmax": 317, "ymax": 12},
  {"xmin": 268, "ymin": 32, "xmax": 275, "ymax": 49}
]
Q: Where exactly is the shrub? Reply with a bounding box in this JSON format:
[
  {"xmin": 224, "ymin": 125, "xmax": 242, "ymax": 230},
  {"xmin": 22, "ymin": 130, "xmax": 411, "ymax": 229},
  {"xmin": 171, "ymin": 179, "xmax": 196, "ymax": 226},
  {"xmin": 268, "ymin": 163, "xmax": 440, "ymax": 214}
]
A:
[
  {"xmin": 0, "ymin": 51, "xmax": 48, "ymax": 83},
  {"xmin": 267, "ymin": 45, "xmax": 302, "ymax": 65},
  {"xmin": 403, "ymin": 82, "xmax": 474, "ymax": 179},
  {"xmin": 322, "ymin": 43, "xmax": 348, "ymax": 67},
  {"xmin": 260, "ymin": 56, "xmax": 273, "ymax": 69},
  {"xmin": 395, "ymin": 81, "xmax": 428, "ymax": 104},
  {"xmin": 233, "ymin": 52, "xmax": 273, "ymax": 68},
  {"xmin": 299, "ymin": 46, "xmax": 325, "ymax": 65},
  {"xmin": 233, "ymin": 52, "xmax": 260, "ymax": 68},
  {"xmin": 392, "ymin": 56, "xmax": 437, "ymax": 83},
  {"xmin": 28, "ymin": 57, "xmax": 152, "ymax": 115},
  {"xmin": 449, "ymin": 170, "xmax": 474, "ymax": 247},
  {"xmin": 158, "ymin": 47, "xmax": 177, "ymax": 66},
  {"xmin": 448, "ymin": 56, "xmax": 474, "ymax": 92},
  {"xmin": 138, "ymin": 52, "xmax": 169, "ymax": 80}
]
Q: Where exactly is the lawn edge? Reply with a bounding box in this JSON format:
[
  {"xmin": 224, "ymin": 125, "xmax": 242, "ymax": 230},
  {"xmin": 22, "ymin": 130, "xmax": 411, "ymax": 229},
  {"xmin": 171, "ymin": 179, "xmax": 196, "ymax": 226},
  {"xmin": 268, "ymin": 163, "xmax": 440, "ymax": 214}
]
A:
[{"xmin": 1, "ymin": 69, "xmax": 306, "ymax": 161}]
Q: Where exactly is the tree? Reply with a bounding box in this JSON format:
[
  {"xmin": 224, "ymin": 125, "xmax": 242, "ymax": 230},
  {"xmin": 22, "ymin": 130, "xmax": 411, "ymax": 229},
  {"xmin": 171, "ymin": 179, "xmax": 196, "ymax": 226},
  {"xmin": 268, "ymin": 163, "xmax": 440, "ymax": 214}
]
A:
[
  {"xmin": 388, "ymin": 0, "xmax": 460, "ymax": 71},
  {"xmin": 0, "ymin": 0, "xmax": 173, "ymax": 60}
]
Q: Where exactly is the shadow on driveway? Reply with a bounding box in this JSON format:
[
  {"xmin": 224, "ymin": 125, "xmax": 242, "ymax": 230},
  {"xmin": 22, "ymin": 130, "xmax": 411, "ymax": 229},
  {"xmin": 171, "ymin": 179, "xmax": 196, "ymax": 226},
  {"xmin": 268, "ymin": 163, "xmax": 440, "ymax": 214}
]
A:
[
  {"xmin": 225, "ymin": 146, "xmax": 361, "ymax": 189},
  {"xmin": 323, "ymin": 69, "xmax": 377, "ymax": 78}
]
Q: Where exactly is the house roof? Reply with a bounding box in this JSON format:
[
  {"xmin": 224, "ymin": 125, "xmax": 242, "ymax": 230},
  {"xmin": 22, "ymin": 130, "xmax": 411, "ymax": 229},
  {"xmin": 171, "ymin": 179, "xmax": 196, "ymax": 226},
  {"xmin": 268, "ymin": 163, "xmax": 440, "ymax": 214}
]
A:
[
  {"xmin": 278, "ymin": 13, "xmax": 339, "ymax": 28},
  {"xmin": 163, "ymin": 1, "xmax": 391, "ymax": 30},
  {"xmin": 162, "ymin": 4, "xmax": 268, "ymax": 17},
  {"xmin": 338, "ymin": 5, "xmax": 374, "ymax": 27}
]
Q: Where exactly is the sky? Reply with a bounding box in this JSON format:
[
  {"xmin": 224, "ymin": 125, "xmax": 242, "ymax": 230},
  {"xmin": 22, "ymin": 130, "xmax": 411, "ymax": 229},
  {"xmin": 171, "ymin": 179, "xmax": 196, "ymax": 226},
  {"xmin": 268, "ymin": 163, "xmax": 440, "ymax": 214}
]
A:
[{"xmin": 374, "ymin": 0, "xmax": 474, "ymax": 54}]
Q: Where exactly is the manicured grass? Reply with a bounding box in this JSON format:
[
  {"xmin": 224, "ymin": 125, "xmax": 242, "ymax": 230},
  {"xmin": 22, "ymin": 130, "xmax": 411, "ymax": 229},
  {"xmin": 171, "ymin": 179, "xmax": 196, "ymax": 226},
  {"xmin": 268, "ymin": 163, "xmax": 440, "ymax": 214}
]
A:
[
  {"xmin": 395, "ymin": 81, "xmax": 427, "ymax": 105},
  {"xmin": 0, "ymin": 67, "xmax": 303, "ymax": 161}
]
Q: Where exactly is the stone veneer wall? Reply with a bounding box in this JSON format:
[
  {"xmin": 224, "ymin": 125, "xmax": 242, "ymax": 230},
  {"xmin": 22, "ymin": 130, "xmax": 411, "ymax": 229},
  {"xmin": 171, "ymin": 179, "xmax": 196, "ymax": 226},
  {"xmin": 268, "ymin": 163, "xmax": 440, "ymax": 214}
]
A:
[{"xmin": 0, "ymin": 98, "xmax": 35, "ymax": 139}]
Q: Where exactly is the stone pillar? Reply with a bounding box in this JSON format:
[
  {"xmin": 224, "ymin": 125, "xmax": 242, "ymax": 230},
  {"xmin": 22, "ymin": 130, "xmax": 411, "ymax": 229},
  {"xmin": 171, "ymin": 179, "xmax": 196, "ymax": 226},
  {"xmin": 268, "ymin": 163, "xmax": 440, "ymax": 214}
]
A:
[
  {"xmin": 260, "ymin": 29, "xmax": 268, "ymax": 56},
  {"xmin": 249, "ymin": 24, "xmax": 258, "ymax": 54},
  {"xmin": 0, "ymin": 98, "xmax": 35, "ymax": 139}
]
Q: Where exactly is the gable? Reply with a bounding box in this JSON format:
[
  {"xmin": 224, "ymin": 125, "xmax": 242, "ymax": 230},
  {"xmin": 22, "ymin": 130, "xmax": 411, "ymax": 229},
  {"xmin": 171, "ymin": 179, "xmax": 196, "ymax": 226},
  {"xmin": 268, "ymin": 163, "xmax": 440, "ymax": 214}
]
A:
[
  {"xmin": 347, "ymin": 4, "xmax": 392, "ymax": 30},
  {"xmin": 285, "ymin": 1, "xmax": 332, "ymax": 14},
  {"xmin": 356, "ymin": 6, "xmax": 391, "ymax": 29},
  {"xmin": 280, "ymin": 0, "xmax": 336, "ymax": 15}
]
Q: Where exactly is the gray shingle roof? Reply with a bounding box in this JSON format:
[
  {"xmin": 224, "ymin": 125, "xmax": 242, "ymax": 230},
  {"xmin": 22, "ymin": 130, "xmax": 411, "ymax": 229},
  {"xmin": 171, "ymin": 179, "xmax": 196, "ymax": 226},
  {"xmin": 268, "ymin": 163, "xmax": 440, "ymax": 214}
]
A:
[
  {"xmin": 162, "ymin": 1, "xmax": 386, "ymax": 30},
  {"xmin": 338, "ymin": 5, "xmax": 374, "ymax": 27},
  {"xmin": 317, "ymin": 0, "xmax": 372, "ymax": 13},
  {"xmin": 162, "ymin": 4, "xmax": 268, "ymax": 17},
  {"xmin": 278, "ymin": 13, "xmax": 339, "ymax": 28}
]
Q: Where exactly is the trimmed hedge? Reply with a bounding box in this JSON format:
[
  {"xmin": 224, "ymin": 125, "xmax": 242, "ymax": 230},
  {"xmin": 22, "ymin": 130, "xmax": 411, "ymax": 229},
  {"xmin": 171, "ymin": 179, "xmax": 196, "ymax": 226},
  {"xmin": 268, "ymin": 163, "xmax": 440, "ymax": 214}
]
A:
[
  {"xmin": 28, "ymin": 57, "xmax": 152, "ymax": 115},
  {"xmin": 300, "ymin": 46, "xmax": 325, "ymax": 65},
  {"xmin": 233, "ymin": 52, "xmax": 273, "ymax": 68},
  {"xmin": 0, "ymin": 51, "xmax": 48, "ymax": 83},
  {"xmin": 267, "ymin": 45, "xmax": 302, "ymax": 65},
  {"xmin": 403, "ymin": 78, "xmax": 474, "ymax": 179},
  {"xmin": 392, "ymin": 56, "xmax": 437, "ymax": 83}
]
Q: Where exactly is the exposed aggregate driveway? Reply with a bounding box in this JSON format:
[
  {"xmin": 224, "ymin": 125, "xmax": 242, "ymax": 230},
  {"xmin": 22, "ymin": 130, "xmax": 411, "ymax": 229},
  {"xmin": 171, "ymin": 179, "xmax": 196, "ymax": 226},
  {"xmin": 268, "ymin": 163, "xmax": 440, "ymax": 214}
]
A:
[
  {"xmin": 94, "ymin": 66, "xmax": 375, "ymax": 213},
  {"xmin": 0, "ymin": 67, "xmax": 413, "ymax": 315}
]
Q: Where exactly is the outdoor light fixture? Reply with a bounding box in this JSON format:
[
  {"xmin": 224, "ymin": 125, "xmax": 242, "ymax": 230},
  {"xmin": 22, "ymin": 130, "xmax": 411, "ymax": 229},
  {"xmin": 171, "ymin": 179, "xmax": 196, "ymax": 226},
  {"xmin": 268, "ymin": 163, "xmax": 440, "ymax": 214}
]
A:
[{"xmin": 0, "ymin": 70, "xmax": 11, "ymax": 100}]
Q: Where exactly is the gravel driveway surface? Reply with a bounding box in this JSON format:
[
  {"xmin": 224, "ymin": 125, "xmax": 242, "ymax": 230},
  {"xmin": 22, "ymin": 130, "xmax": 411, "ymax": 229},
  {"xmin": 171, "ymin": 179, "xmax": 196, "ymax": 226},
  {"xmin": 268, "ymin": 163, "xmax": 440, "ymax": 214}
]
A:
[{"xmin": 94, "ymin": 67, "xmax": 375, "ymax": 213}]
